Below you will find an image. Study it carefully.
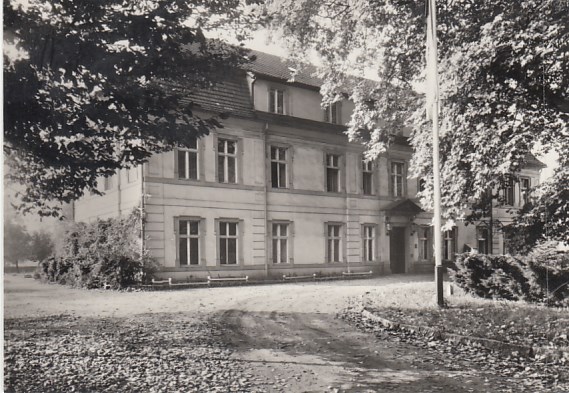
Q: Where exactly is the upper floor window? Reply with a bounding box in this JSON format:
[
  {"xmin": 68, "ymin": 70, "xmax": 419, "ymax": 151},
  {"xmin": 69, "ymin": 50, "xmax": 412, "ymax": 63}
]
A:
[
  {"xmin": 219, "ymin": 221, "xmax": 238, "ymax": 265},
  {"xmin": 503, "ymin": 177, "xmax": 515, "ymax": 206},
  {"xmin": 218, "ymin": 138, "xmax": 237, "ymax": 183},
  {"xmin": 520, "ymin": 177, "xmax": 531, "ymax": 206},
  {"xmin": 326, "ymin": 223, "xmax": 343, "ymax": 263},
  {"xmin": 127, "ymin": 166, "xmax": 138, "ymax": 183},
  {"xmin": 362, "ymin": 225, "xmax": 375, "ymax": 262},
  {"xmin": 178, "ymin": 138, "xmax": 199, "ymax": 180},
  {"xmin": 390, "ymin": 162, "xmax": 405, "ymax": 197},
  {"xmin": 269, "ymin": 88, "xmax": 284, "ymax": 114},
  {"xmin": 324, "ymin": 102, "xmax": 340, "ymax": 124},
  {"xmin": 477, "ymin": 226, "xmax": 490, "ymax": 254},
  {"xmin": 362, "ymin": 160, "xmax": 373, "ymax": 195},
  {"xmin": 271, "ymin": 146, "xmax": 287, "ymax": 188},
  {"xmin": 272, "ymin": 222, "xmax": 289, "ymax": 264},
  {"xmin": 178, "ymin": 219, "xmax": 200, "ymax": 266},
  {"xmin": 443, "ymin": 228, "xmax": 456, "ymax": 261},
  {"xmin": 418, "ymin": 226, "xmax": 430, "ymax": 260},
  {"xmin": 326, "ymin": 154, "xmax": 341, "ymax": 192}
]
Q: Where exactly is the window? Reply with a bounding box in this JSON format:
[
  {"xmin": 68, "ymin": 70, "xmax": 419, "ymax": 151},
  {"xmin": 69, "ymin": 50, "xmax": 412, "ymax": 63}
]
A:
[
  {"xmin": 390, "ymin": 162, "xmax": 405, "ymax": 197},
  {"xmin": 362, "ymin": 160, "xmax": 373, "ymax": 195},
  {"xmin": 520, "ymin": 178, "xmax": 531, "ymax": 206},
  {"xmin": 477, "ymin": 226, "xmax": 490, "ymax": 255},
  {"xmin": 104, "ymin": 176, "xmax": 113, "ymax": 191},
  {"xmin": 503, "ymin": 230, "xmax": 512, "ymax": 255},
  {"xmin": 418, "ymin": 226, "xmax": 430, "ymax": 260},
  {"xmin": 219, "ymin": 221, "xmax": 238, "ymax": 265},
  {"xmin": 178, "ymin": 219, "xmax": 200, "ymax": 266},
  {"xmin": 326, "ymin": 224, "xmax": 343, "ymax": 262},
  {"xmin": 362, "ymin": 225, "xmax": 375, "ymax": 262},
  {"xmin": 443, "ymin": 228, "xmax": 456, "ymax": 261},
  {"xmin": 326, "ymin": 154, "xmax": 341, "ymax": 192},
  {"xmin": 271, "ymin": 146, "xmax": 287, "ymax": 188},
  {"xmin": 217, "ymin": 138, "xmax": 237, "ymax": 183},
  {"xmin": 272, "ymin": 223, "xmax": 289, "ymax": 263},
  {"xmin": 178, "ymin": 138, "xmax": 199, "ymax": 180},
  {"xmin": 503, "ymin": 177, "xmax": 515, "ymax": 206},
  {"xmin": 324, "ymin": 102, "xmax": 340, "ymax": 124},
  {"xmin": 269, "ymin": 88, "xmax": 284, "ymax": 114}
]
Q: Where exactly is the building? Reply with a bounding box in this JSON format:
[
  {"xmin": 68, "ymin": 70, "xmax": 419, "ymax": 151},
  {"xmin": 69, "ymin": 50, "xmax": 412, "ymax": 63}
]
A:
[{"xmin": 73, "ymin": 50, "xmax": 545, "ymax": 280}]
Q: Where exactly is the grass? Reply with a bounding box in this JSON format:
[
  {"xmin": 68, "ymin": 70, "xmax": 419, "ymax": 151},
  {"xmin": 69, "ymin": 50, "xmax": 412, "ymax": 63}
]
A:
[{"xmin": 359, "ymin": 280, "xmax": 569, "ymax": 350}]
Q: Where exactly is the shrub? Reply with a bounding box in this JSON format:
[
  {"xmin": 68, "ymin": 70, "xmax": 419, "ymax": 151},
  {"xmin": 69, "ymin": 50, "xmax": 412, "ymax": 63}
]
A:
[
  {"xmin": 37, "ymin": 210, "xmax": 157, "ymax": 289},
  {"xmin": 450, "ymin": 248, "xmax": 569, "ymax": 307}
]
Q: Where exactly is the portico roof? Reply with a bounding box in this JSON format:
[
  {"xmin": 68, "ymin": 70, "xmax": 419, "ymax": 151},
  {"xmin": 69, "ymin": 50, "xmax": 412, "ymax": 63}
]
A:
[{"xmin": 383, "ymin": 199, "xmax": 424, "ymax": 216}]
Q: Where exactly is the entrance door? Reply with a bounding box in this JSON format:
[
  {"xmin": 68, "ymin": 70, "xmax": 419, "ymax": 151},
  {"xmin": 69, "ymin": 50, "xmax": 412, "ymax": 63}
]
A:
[{"xmin": 390, "ymin": 227, "xmax": 406, "ymax": 273}]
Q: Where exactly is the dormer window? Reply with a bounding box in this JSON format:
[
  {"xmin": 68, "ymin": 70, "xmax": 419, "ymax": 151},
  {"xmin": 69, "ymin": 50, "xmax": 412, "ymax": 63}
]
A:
[
  {"xmin": 324, "ymin": 102, "xmax": 340, "ymax": 124},
  {"xmin": 269, "ymin": 88, "xmax": 284, "ymax": 114}
]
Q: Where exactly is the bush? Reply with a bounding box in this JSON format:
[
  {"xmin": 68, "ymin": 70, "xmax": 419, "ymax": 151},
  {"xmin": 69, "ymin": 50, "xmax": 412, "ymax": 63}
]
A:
[
  {"xmin": 450, "ymin": 248, "xmax": 569, "ymax": 307},
  {"xmin": 37, "ymin": 210, "xmax": 157, "ymax": 289}
]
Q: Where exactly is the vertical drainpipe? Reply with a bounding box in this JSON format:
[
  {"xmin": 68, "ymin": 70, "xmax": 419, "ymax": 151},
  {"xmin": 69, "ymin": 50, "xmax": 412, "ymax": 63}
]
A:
[{"xmin": 263, "ymin": 122, "xmax": 269, "ymax": 278}]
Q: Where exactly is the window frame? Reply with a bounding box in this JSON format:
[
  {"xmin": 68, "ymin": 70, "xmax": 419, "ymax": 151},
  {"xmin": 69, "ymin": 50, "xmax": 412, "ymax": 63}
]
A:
[
  {"xmin": 362, "ymin": 160, "xmax": 374, "ymax": 196},
  {"xmin": 442, "ymin": 228, "xmax": 457, "ymax": 261},
  {"xmin": 361, "ymin": 224, "xmax": 376, "ymax": 262},
  {"xmin": 323, "ymin": 102, "xmax": 341, "ymax": 124},
  {"xmin": 216, "ymin": 137, "xmax": 239, "ymax": 184},
  {"xmin": 325, "ymin": 222, "xmax": 345, "ymax": 263},
  {"xmin": 477, "ymin": 225, "xmax": 490, "ymax": 255},
  {"xmin": 103, "ymin": 175, "xmax": 113, "ymax": 191},
  {"xmin": 175, "ymin": 217, "xmax": 204, "ymax": 267},
  {"xmin": 215, "ymin": 219, "xmax": 244, "ymax": 266},
  {"xmin": 418, "ymin": 226, "xmax": 431, "ymax": 261},
  {"xmin": 325, "ymin": 153, "xmax": 343, "ymax": 193},
  {"xmin": 389, "ymin": 161, "xmax": 406, "ymax": 198},
  {"xmin": 269, "ymin": 88, "xmax": 285, "ymax": 114},
  {"xmin": 503, "ymin": 177, "xmax": 515, "ymax": 206},
  {"xmin": 270, "ymin": 145, "xmax": 288, "ymax": 189},
  {"xmin": 175, "ymin": 138, "xmax": 200, "ymax": 181},
  {"xmin": 270, "ymin": 221, "xmax": 293, "ymax": 264},
  {"xmin": 519, "ymin": 177, "xmax": 531, "ymax": 206}
]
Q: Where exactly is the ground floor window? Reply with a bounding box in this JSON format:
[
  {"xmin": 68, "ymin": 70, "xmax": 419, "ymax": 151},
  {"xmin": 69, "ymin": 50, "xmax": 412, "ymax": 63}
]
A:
[
  {"xmin": 272, "ymin": 223, "xmax": 289, "ymax": 263},
  {"xmin": 418, "ymin": 226, "xmax": 431, "ymax": 260},
  {"xmin": 362, "ymin": 225, "xmax": 375, "ymax": 262},
  {"xmin": 326, "ymin": 224, "xmax": 343, "ymax": 262},
  {"xmin": 178, "ymin": 219, "xmax": 200, "ymax": 266},
  {"xmin": 477, "ymin": 226, "xmax": 490, "ymax": 255},
  {"xmin": 443, "ymin": 228, "xmax": 456, "ymax": 261},
  {"xmin": 219, "ymin": 221, "xmax": 238, "ymax": 265}
]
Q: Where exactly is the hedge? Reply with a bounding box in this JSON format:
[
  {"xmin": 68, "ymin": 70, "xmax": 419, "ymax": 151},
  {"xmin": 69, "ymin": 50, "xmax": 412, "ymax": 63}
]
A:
[
  {"xmin": 450, "ymin": 247, "xmax": 569, "ymax": 307},
  {"xmin": 36, "ymin": 210, "xmax": 157, "ymax": 289}
]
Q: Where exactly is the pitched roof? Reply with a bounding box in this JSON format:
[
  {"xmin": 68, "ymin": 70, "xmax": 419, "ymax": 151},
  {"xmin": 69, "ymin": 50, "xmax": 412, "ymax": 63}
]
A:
[
  {"xmin": 383, "ymin": 199, "xmax": 424, "ymax": 216},
  {"xmin": 245, "ymin": 50, "xmax": 324, "ymax": 89},
  {"xmin": 183, "ymin": 75, "xmax": 254, "ymax": 118}
]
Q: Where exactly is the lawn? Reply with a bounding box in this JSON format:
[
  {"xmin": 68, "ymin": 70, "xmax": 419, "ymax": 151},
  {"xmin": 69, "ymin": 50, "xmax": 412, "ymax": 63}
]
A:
[{"xmin": 353, "ymin": 280, "xmax": 569, "ymax": 355}]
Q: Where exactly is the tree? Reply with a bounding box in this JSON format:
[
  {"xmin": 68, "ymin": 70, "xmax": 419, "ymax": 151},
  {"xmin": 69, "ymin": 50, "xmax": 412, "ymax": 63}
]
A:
[
  {"xmin": 4, "ymin": 0, "xmax": 262, "ymax": 217},
  {"xmin": 4, "ymin": 219, "xmax": 32, "ymax": 271},
  {"xmin": 263, "ymin": 0, "xmax": 568, "ymax": 229},
  {"xmin": 29, "ymin": 231, "xmax": 55, "ymax": 262}
]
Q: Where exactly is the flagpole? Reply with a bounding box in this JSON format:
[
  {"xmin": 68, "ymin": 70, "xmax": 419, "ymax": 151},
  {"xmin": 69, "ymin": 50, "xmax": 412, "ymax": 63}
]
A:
[{"xmin": 426, "ymin": 0, "xmax": 444, "ymax": 307}]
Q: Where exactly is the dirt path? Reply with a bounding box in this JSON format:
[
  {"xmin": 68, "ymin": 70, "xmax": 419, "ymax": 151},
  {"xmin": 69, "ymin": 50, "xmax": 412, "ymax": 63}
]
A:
[
  {"xmin": 217, "ymin": 310, "xmax": 508, "ymax": 393},
  {"xmin": 3, "ymin": 275, "xmax": 534, "ymax": 392}
]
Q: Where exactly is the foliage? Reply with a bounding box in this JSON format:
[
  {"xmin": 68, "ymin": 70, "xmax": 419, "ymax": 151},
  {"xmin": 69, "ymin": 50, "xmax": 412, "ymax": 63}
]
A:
[
  {"xmin": 263, "ymin": 0, "xmax": 569, "ymax": 223},
  {"xmin": 4, "ymin": 0, "xmax": 263, "ymax": 217},
  {"xmin": 450, "ymin": 251, "xmax": 569, "ymax": 306},
  {"xmin": 505, "ymin": 167, "xmax": 569, "ymax": 251},
  {"xmin": 29, "ymin": 230, "xmax": 55, "ymax": 261},
  {"xmin": 36, "ymin": 210, "xmax": 157, "ymax": 288},
  {"xmin": 3, "ymin": 219, "xmax": 32, "ymax": 264}
]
